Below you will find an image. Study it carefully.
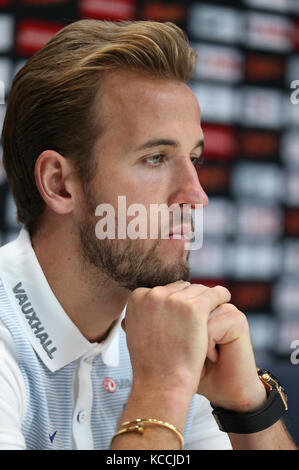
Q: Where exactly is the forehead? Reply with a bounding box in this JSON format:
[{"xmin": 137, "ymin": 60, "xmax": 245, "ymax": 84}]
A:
[{"xmin": 96, "ymin": 70, "xmax": 202, "ymax": 147}]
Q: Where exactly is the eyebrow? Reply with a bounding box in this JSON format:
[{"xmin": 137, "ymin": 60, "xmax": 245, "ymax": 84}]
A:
[{"xmin": 135, "ymin": 138, "xmax": 205, "ymax": 153}]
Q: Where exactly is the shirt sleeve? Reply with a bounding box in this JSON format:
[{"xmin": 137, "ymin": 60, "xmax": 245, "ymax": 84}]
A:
[
  {"xmin": 0, "ymin": 319, "xmax": 27, "ymax": 450},
  {"xmin": 184, "ymin": 394, "xmax": 232, "ymax": 450}
]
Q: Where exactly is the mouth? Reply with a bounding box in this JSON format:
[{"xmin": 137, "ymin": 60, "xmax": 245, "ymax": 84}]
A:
[{"xmin": 167, "ymin": 225, "xmax": 193, "ymax": 240}]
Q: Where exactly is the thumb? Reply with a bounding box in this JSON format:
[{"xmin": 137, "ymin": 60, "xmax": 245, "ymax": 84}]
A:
[{"xmin": 121, "ymin": 318, "xmax": 126, "ymax": 332}]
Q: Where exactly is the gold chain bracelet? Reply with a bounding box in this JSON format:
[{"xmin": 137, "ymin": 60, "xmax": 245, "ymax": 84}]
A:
[{"xmin": 111, "ymin": 418, "xmax": 184, "ymax": 449}]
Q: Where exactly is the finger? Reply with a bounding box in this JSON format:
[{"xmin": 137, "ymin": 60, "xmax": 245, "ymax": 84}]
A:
[
  {"xmin": 206, "ymin": 303, "xmax": 234, "ymax": 361},
  {"xmin": 199, "ymin": 286, "xmax": 231, "ymax": 312},
  {"xmin": 175, "ymin": 285, "xmax": 231, "ymax": 310},
  {"xmin": 209, "ymin": 308, "xmax": 247, "ymax": 346},
  {"xmin": 208, "ymin": 303, "xmax": 236, "ymax": 320},
  {"xmin": 207, "ymin": 306, "xmax": 247, "ymax": 362},
  {"xmin": 168, "ymin": 283, "xmax": 210, "ymax": 300},
  {"xmin": 129, "ymin": 281, "xmax": 191, "ymax": 308},
  {"xmin": 160, "ymin": 280, "xmax": 191, "ymax": 294}
]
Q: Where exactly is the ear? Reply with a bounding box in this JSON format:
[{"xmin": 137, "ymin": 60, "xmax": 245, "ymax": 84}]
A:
[{"xmin": 35, "ymin": 150, "xmax": 77, "ymax": 215}]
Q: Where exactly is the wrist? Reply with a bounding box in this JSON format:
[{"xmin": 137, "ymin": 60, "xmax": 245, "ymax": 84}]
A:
[
  {"xmin": 132, "ymin": 370, "xmax": 197, "ymax": 404},
  {"xmin": 211, "ymin": 368, "xmax": 288, "ymax": 435},
  {"xmin": 111, "ymin": 386, "xmax": 191, "ymax": 450},
  {"xmin": 224, "ymin": 380, "xmax": 268, "ymax": 414},
  {"xmin": 122, "ymin": 381, "xmax": 194, "ymax": 432},
  {"xmin": 209, "ymin": 371, "xmax": 268, "ymax": 414}
]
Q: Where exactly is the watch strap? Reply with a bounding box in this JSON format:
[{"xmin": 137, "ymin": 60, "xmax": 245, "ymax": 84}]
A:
[{"xmin": 211, "ymin": 381, "xmax": 287, "ymax": 434}]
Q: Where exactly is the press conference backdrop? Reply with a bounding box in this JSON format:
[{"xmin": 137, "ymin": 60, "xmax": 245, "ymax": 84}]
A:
[{"xmin": 0, "ymin": 0, "xmax": 298, "ymax": 446}]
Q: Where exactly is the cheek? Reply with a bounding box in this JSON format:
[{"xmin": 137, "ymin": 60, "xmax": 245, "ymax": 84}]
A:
[
  {"xmin": 96, "ymin": 161, "xmax": 169, "ymax": 209},
  {"xmin": 119, "ymin": 177, "xmax": 164, "ymax": 204},
  {"xmin": 125, "ymin": 168, "xmax": 170, "ymax": 202}
]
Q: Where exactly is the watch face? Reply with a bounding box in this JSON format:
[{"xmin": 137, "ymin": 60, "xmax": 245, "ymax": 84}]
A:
[
  {"xmin": 257, "ymin": 368, "xmax": 288, "ymax": 407},
  {"xmin": 258, "ymin": 368, "xmax": 281, "ymax": 386}
]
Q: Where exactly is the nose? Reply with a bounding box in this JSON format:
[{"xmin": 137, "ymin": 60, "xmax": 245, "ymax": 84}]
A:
[{"xmin": 168, "ymin": 156, "xmax": 209, "ymax": 209}]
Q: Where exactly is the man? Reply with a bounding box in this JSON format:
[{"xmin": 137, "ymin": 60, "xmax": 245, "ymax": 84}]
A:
[{"xmin": 0, "ymin": 19, "xmax": 295, "ymax": 450}]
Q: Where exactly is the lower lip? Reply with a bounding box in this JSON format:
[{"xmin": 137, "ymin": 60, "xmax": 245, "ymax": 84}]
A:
[{"xmin": 167, "ymin": 234, "xmax": 190, "ymax": 241}]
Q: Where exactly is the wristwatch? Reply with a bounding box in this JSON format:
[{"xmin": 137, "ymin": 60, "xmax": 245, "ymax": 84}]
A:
[{"xmin": 211, "ymin": 368, "xmax": 288, "ymax": 434}]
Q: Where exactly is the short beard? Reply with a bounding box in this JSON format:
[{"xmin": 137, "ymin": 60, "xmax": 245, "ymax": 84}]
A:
[{"xmin": 77, "ymin": 194, "xmax": 190, "ymax": 291}]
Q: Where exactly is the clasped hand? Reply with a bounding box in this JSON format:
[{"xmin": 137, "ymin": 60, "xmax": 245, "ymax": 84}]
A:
[{"xmin": 122, "ymin": 281, "xmax": 266, "ymax": 413}]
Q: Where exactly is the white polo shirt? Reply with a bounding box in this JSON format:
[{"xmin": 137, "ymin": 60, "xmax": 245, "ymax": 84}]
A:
[{"xmin": 0, "ymin": 228, "xmax": 232, "ymax": 450}]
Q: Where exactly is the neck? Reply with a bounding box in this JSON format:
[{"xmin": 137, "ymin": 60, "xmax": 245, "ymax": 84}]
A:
[{"xmin": 31, "ymin": 218, "xmax": 129, "ymax": 343}]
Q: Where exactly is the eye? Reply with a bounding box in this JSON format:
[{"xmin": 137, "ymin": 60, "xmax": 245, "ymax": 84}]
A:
[
  {"xmin": 143, "ymin": 154, "xmax": 204, "ymax": 169},
  {"xmin": 190, "ymin": 155, "xmax": 204, "ymax": 169},
  {"xmin": 144, "ymin": 154, "xmax": 166, "ymax": 167}
]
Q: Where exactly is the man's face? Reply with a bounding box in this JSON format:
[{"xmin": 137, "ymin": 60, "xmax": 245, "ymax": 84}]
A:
[{"xmin": 77, "ymin": 70, "xmax": 208, "ymax": 290}]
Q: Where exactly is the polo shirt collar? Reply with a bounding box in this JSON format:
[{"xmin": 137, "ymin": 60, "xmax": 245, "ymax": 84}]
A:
[{"xmin": 0, "ymin": 228, "xmax": 126, "ymax": 372}]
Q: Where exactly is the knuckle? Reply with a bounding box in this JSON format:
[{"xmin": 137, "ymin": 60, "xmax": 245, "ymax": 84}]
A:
[
  {"xmin": 236, "ymin": 310, "xmax": 248, "ymax": 325},
  {"xmin": 195, "ymin": 293, "xmax": 209, "ymax": 305},
  {"xmin": 130, "ymin": 287, "xmax": 149, "ymax": 303},
  {"xmin": 149, "ymin": 285, "xmax": 165, "ymax": 295},
  {"xmin": 165, "ymin": 294, "xmax": 181, "ymax": 311},
  {"xmin": 213, "ymin": 285, "xmax": 231, "ymax": 298},
  {"xmin": 221, "ymin": 302, "xmax": 238, "ymax": 313},
  {"xmin": 187, "ymin": 297, "xmax": 201, "ymax": 311},
  {"xmin": 189, "ymin": 294, "xmax": 210, "ymax": 312},
  {"xmin": 147, "ymin": 285, "xmax": 166, "ymax": 302},
  {"xmin": 229, "ymin": 307, "xmax": 248, "ymax": 327},
  {"xmin": 193, "ymin": 283, "xmax": 207, "ymax": 290}
]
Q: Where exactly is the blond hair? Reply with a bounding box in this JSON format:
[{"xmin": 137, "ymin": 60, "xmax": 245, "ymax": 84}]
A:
[{"xmin": 1, "ymin": 19, "xmax": 197, "ymax": 234}]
